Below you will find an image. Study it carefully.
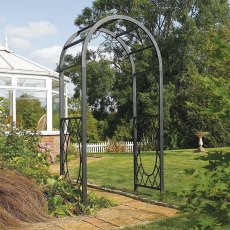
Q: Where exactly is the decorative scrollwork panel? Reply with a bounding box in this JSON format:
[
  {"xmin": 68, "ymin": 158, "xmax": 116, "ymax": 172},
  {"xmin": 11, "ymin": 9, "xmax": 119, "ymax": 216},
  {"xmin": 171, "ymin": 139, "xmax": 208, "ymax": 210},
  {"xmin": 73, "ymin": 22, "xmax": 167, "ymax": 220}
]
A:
[
  {"xmin": 134, "ymin": 116, "xmax": 161, "ymax": 190},
  {"xmin": 60, "ymin": 117, "xmax": 82, "ymax": 184}
]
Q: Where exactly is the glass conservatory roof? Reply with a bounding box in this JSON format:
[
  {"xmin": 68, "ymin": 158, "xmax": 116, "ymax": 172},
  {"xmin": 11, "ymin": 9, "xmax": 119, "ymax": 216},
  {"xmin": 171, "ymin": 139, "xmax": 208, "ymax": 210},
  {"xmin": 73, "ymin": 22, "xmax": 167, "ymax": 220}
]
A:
[{"xmin": 0, "ymin": 42, "xmax": 59, "ymax": 78}]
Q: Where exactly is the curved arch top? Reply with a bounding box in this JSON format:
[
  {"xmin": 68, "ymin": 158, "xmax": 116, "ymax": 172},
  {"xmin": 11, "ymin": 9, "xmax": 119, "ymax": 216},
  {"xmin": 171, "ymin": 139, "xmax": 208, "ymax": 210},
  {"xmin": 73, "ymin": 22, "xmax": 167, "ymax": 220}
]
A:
[{"xmin": 81, "ymin": 15, "xmax": 163, "ymax": 71}]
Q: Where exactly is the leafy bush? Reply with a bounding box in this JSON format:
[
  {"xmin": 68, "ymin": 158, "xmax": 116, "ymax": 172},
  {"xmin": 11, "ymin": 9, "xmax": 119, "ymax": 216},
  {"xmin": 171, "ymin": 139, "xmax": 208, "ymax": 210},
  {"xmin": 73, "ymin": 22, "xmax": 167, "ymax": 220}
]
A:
[
  {"xmin": 44, "ymin": 177, "xmax": 82, "ymax": 217},
  {"xmin": 0, "ymin": 127, "xmax": 116, "ymax": 217},
  {"xmin": 0, "ymin": 128, "xmax": 49, "ymax": 184},
  {"xmin": 80, "ymin": 192, "xmax": 117, "ymax": 214},
  {"xmin": 44, "ymin": 177, "xmax": 116, "ymax": 217},
  {"xmin": 180, "ymin": 151, "xmax": 230, "ymax": 229}
]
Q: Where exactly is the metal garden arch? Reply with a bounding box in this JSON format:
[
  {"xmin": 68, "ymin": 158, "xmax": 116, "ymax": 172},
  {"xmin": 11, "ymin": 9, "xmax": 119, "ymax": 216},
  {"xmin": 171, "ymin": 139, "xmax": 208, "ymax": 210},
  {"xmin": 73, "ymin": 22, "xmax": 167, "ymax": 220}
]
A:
[{"xmin": 59, "ymin": 15, "xmax": 164, "ymax": 204}]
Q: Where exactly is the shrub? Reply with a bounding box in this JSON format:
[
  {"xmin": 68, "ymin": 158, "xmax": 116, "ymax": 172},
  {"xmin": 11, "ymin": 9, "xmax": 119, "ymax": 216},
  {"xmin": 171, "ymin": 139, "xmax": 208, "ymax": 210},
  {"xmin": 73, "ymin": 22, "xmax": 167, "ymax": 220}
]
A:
[
  {"xmin": 44, "ymin": 177, "xmax": 82, "ymax": 217},
  {"xmin": 67, "ymin": 143, "xmax": 80, "ymax": 158},
  {"xmin": 0, "ymin": 128, "xmax": 49, "ymax": 184},
  {"xmin": 0, "ymin": 128, "xmax": 116, "ymax": 218},
  {"xmin": 106, "ymin": 141, "xmax": 127, "ymax": 153},
  {"xmin": 180, "ymin": 151, "xmax": 230, "ymax": 229}
]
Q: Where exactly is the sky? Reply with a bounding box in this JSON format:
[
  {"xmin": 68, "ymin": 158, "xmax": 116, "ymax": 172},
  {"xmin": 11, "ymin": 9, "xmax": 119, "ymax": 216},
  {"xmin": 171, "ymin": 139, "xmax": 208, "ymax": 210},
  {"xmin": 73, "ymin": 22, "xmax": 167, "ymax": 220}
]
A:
[{"xmin": 0, "ymin": 0, "xmax": 93, "ymax": 69}]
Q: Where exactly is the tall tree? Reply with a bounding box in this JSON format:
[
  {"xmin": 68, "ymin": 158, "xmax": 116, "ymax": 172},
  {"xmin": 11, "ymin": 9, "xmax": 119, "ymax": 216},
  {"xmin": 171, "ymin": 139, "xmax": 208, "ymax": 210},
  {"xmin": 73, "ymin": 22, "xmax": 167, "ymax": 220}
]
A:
[{"xmin": 71, "ymin": 0, "xmax": 230, "ymax": 147}]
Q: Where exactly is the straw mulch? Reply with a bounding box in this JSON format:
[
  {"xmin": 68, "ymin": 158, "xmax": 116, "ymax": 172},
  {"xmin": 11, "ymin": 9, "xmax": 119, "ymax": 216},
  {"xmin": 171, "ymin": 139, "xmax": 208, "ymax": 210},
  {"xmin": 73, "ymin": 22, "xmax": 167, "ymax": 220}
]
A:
[{"xmin": 0, "ymin": 170, "xmax": 48, "ymax": 229}]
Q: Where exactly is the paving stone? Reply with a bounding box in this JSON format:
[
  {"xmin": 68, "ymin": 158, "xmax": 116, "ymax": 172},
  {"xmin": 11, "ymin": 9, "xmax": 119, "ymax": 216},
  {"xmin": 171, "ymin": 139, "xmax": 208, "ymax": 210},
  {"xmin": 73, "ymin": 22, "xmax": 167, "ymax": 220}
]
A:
[
  {"xmin": 83, "ymin": 217, "xmax": 118, "ymax": 229},
  {"xmin": 55, "ymin": 220, "xmax": 98, "ymax": 230},
  {"xmin": 124, "ymin": 200, "xmax": 177, "ymax": 217},
  {"xmin": 98, "ymin": 204, "xmax": 162, "ymax": 226},
  {"xmin": 20, "ymin": 218, "xmax": 99, "ymax": 230},
  {"xmin": 89, "ymin": 189, "xmax": 131, "ymax": 204},
  {"xmin": 16, "ymin": 189, "xmax": 178, "ymax": 230}
]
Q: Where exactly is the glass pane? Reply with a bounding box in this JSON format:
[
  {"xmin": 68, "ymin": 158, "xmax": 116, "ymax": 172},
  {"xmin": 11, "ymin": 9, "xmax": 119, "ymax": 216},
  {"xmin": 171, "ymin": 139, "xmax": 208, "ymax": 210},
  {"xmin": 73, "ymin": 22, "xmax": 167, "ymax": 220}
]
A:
[
  {"xmin": 52, "ymin": 80, "xmax": 67, "ymax": 93},
  {"xmin": 17, "ymin": 78, "xmax": 46, "ymax": 88},
  {"xmin": 16, "ymin": 90, "xmax": 47, "ymax": 130},
  {"xmin": 0, "ymin": 76, "xmax": 11, "ymax": 86},
  {"xmin": 52, "ymin": 92, "xmax": 59, "ymax": 130},
  {"xmin": 0, "ymin": 90, "xmax": 13, "ymax": 129},
  {"xmin": 52, "ymin": 80, "xmax": 59, "ymax": 92},
  {"xmin": 67, "ymin": 82, "xmax": 75, "ymax": 97}
]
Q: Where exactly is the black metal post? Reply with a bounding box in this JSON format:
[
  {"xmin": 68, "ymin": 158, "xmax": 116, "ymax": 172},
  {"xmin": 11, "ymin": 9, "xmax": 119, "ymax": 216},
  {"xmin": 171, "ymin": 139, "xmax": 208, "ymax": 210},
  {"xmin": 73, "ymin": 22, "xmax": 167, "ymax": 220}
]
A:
[
  {"xmin": 133, "ymin": 73, "xmax": 138, "ymax": 192},
  {"xmin": 60, "ymin": 119, "xmax": 64, "ymax": 175},
  {"xmin": 81, "ymin": 66, "xmax": 87, "ymax": 204},
  {"xmin": 59, "ymin": 72, "xmax": 65, "ymax": 176},
  {"xmin": 159, "ymin": 69, "xmax": 164, "ymax": 191}
]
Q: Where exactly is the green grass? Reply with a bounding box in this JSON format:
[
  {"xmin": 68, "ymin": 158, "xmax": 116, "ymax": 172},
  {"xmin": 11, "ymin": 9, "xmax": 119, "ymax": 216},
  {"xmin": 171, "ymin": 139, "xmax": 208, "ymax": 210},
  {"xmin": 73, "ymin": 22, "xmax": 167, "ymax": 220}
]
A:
[
  {"xmin": 124, "ymin": 215, "xmax": 230, "ymax": 230},
  {"xmin": 68, "ymin": 147, "xmax": 230, "ymax": 206},
  {"xmin": 54, "ymin": 147, "xmax": 230, "ymax": 229},
  {"xmin": 124, "ymin": 216, "xmax": 192, "ymax": 230}
]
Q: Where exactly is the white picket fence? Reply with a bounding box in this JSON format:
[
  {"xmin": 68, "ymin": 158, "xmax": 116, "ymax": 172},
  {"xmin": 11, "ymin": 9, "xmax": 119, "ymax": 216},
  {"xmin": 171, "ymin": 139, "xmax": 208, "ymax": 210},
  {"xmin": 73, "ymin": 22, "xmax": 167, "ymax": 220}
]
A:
[{"xmin": 74, "ymin": 141, "xmax": 134, "ymax": 153}]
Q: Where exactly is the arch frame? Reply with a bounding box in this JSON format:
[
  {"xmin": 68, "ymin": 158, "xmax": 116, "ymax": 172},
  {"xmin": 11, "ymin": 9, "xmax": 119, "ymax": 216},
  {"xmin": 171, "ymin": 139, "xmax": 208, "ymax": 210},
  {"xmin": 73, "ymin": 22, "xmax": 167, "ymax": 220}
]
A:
[{"xmin": 59, "ymin": 15, "xmax": 164, "ymax": 204}]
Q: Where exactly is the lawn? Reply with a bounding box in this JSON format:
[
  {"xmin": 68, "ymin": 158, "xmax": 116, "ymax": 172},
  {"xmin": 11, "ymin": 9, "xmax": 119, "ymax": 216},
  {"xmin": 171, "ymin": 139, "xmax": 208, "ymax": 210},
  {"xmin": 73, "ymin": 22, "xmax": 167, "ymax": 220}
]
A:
[
  {"xmin": 67, "ymin": 147, "xmax": 230, "ymax": 206},
  {"xmin": 123, "ymin": 216, "xmax": 230, "ymax": 230}
]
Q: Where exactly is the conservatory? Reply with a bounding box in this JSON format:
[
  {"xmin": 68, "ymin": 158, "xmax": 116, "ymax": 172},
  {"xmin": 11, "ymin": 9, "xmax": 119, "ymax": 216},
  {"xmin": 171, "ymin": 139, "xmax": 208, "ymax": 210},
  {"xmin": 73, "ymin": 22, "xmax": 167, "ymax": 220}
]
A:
[{"xmin": 0, "ymin": 40, "xmax": 70, "ymax": 154}]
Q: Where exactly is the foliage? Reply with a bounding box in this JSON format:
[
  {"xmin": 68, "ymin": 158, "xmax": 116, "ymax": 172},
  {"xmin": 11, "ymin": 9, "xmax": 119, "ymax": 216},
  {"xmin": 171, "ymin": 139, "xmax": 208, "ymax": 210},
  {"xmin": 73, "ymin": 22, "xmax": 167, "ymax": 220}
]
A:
[
  {"xmin": 170, "ymin": 72, "xmax": 230, "ymax": 148},
  {"xmin": 44, "ymin": 177, "xmax": 81, "ymax": 217},
  {"xmin": 44, "ymin": 175, "xmax": 117, "ymax": 217},
  {"xmin": 0, "ymin": 128, "xmax": 49, "ymax": 184},
  {"xmin": 68, "ymin": 101, "xmax": 101, "ymax": 142},
  {"xmin": 16, "ymin": 93, "xmax": 46, "ymax": 130},
  {"xmin": 67, "ymin": 143, "xmax": 80, "ymax": 159},
  {"xmin": 184, "ymin": 76, "xmax": 230, "ymax": 147},
  {"xmin": 0, "ymin": 97, "xmax": 10, "ymax": 133},
  {"xmin": 106, "ymin": 141, "xmax": 127, "ymax": 153},
  {"xmin": 180, "ymin": 151, "xmax": 230, "ymax": 229},
  {"xmin": 0, "ymin": 127, "xmax": 116, "ymax": 217},
  {"xmin": 70, "ymin": 0, "xmax": 230, "ymax": 148},
  {"xmin": 113, "ymin": 119, "xmax": 132, "ymax": 141},
  {"xmin": 79, "ymin": 191, "xmax": 117, "ymax": 214}
]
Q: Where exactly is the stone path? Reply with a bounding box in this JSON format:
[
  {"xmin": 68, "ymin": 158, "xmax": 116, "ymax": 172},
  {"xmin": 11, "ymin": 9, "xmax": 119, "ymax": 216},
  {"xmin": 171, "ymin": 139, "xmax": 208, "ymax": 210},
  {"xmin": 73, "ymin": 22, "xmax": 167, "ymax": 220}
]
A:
[{"xmin": 19, "ymin": 189, "xmax": 178, "ymax": 230}]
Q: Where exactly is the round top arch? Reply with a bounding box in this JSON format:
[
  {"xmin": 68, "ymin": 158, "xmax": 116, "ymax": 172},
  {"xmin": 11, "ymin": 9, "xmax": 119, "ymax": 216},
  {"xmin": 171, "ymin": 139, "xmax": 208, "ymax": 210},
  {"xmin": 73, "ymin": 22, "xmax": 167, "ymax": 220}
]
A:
[{"xmin": 59, "ymin": 15, "xmax": 164, "ymax": 204}]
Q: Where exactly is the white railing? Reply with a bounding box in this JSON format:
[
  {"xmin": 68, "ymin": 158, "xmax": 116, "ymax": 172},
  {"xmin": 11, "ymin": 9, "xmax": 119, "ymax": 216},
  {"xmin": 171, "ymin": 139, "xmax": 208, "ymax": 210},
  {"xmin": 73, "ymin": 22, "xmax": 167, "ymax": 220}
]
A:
[{"xmin": 74, "ymin": 141, "xmax": 134, "ymax": 153}]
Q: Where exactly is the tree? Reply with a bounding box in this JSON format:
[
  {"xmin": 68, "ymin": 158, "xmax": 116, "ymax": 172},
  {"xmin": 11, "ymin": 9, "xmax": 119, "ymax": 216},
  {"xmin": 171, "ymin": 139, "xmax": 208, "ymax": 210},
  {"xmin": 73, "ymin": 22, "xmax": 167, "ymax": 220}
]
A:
[{"xmin": 71, "ymin": 0, "xmax": 230, "ymax": 147}]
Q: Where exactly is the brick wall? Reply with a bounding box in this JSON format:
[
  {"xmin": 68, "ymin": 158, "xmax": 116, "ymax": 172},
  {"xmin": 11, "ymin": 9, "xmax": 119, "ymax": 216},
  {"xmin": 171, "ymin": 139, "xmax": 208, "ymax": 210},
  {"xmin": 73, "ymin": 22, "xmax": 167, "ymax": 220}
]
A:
[{"xmin": 41, "ymin": 134, "xmax": 60, "ymax": 156}]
